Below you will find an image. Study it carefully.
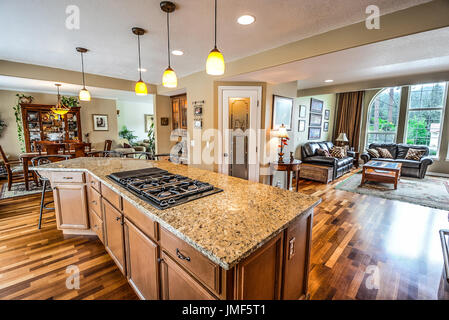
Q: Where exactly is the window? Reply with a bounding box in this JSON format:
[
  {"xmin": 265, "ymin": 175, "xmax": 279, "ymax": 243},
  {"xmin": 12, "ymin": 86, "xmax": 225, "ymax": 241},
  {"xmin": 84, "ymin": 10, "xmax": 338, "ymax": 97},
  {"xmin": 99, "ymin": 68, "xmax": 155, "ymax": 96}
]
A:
[
  {"xmin": 366, "ymin": 87, "xmax": 401, "ymax": 145},
  {"xmin": 406, "ymin": 82, "xmax": 447, "ymax": 156}
]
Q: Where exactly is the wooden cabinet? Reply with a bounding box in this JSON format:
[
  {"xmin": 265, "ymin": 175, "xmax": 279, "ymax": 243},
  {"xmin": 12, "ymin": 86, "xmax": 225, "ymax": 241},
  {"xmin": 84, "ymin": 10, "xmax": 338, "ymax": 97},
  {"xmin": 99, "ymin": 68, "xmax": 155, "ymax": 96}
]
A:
[
  {"xmin": 160, "ymin": 251, "xmax": 217, "ymax": 300},
  {"xmin": 103, "ymin": 198, "xmax": 126, "ymax": 275},
  {"xmin": 89, "ymin": 210, "xmax": 104, "ymax": 244},
  {"xmin": 124, "ymin": 218, "xmax": 159, "ymax": 300},
  {"xmin": 21, "ymin": 104, "xmax": 82, "ymax": 153},
  {"xmin": 171, "ymin": 94, "xmax": 187, "ymax": 130},
  {"xmin": 53, "ymin": 183, "xmax": 89, "ymax": 230}
]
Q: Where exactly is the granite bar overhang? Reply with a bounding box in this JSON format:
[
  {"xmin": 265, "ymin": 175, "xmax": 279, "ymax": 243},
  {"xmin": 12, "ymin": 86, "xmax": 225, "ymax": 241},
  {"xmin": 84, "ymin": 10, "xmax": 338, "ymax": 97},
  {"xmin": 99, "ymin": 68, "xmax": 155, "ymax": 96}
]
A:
[{"xmin": 33, "ymin": 158, "xmax": 321, "ymax": 270}]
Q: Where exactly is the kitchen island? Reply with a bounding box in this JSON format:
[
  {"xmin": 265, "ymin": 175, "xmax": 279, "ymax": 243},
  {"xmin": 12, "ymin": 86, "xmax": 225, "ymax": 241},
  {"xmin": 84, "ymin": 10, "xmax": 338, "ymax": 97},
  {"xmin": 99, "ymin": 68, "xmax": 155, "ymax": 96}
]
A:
[{"xmin": 34, "ymin": 158, "xmax": 321, "ymax": 300}]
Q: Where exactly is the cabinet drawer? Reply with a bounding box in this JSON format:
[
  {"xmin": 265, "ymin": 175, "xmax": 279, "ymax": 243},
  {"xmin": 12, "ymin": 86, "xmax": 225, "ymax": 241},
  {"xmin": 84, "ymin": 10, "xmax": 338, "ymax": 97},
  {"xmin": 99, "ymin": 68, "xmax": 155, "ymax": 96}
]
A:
[
  {"xmin": 123, "ymin": 198, "xmax": 158, "ymax": 241},
  {"xmin": 88, "ymin": 186, "xmax": 102, "ymax": 219},
  {"xmin": 102, "ymin": 183, "xmax": 122, "ymax": 211},
  {"xmin": 52, "ymin": 171, "xmax": 85, "ymax": 183},
  {"xmin": 89, "ymin": 210, "xmax": 104, "ymax": 244},
  {"xmin": 160, "ymin": 227, "xmax": 220, "ymax": 293},
  {"xmin": 88, "ymin": 174, "xmax": 101, "ymax": 193}
]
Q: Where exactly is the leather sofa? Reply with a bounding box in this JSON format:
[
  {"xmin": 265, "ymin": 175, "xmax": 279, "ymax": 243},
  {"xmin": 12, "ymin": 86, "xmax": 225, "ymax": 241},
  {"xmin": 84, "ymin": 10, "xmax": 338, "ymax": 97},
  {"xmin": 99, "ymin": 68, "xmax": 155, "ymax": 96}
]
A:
[
  {"xmin": 301, "ymin": 141, "xmax": 354, "ymax": 180},
  {"xmin": 360, "ymin": 143, "xmax": 433, "ymax": 179}
]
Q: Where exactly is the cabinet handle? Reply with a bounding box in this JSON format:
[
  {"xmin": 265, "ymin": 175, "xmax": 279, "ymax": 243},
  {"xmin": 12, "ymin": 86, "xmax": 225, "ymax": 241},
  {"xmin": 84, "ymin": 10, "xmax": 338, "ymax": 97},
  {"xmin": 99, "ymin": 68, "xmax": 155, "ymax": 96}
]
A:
[
  {"xmin": 116, "ymin": 217, "xmax": 121, "ymax": 222},
  {"xmin": 176, "ymin": 248, "xmax": 191, "ymax": 262},
  {"xmin": 92, "ymin": 200, "xmax": 97, "ymax": 205},
  {"xmin": 288, "ymin": 237, "xmax": 296, "ymax": 260},
  {"xmin": 62, "ymin": 177, "xmax": 73, "ymax": 180}
]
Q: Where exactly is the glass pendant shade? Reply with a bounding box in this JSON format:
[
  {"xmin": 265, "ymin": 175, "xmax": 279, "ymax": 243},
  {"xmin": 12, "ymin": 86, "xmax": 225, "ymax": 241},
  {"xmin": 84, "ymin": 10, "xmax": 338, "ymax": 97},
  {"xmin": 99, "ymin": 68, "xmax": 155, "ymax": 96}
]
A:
[
  {"xmin": 206, "ymin": 48, "xmax": 225, "ymax": 75},
  {"xmin": 79, "ymin": 88, "xmax": 91, "ymax": 101},
  {"xmin": 135, "ymin": 80, "xmax": 148, "ymax": 96},
  {"xmin": 162, "ymin": 67, "xmax": 177, "ymax": 88},
  {"xmin": 51, "ymin": 85, "xmax": 70, "ymax": 117}
]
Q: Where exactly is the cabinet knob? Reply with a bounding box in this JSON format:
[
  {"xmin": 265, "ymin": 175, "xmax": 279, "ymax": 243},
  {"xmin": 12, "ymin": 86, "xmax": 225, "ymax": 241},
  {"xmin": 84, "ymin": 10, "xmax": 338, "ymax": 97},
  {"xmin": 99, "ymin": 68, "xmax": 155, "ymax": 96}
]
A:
[
  {"xmin": 92, "ymin": 200, "xmax": 97, "ymax": 205},
  {"xmin": 115, "ymin": 217, "xmax": 121, "ymax": 221}
]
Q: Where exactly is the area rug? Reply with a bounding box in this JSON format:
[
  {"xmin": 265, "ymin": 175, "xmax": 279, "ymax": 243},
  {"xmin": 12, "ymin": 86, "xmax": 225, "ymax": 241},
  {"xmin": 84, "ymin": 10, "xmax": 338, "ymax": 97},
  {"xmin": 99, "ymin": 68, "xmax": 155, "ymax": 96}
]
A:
[
  {"xmin": 335, "ymin": 172, "xmax": 449, "ymax": 211},
  {"xmin": 0, "ymin": 181, "xmax": 49, "ymax": 200}
]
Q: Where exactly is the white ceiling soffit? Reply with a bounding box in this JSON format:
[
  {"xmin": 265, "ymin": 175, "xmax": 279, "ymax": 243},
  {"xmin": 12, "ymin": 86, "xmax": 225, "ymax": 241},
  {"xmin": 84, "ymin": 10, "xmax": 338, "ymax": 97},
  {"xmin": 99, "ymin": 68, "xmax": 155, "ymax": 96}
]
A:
[
  {"xmin": 222, "ymin": 27, "xmax": 449, "ymax": 89},
  {"xmin": 0, "ymin": 75, "xmax": 154, "ymax": 102},
  {"xmin": 0, "ymin": 0, "xmax": 431, "ymax": 84}
]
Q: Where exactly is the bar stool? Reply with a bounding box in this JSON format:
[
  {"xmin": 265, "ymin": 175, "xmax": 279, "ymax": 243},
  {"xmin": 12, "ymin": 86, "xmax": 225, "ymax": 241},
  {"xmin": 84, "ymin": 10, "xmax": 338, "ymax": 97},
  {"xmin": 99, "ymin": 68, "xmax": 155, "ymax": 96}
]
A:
[{"xmin": 31, "ymin": 155, "xmax": 72, "ymax": 229}]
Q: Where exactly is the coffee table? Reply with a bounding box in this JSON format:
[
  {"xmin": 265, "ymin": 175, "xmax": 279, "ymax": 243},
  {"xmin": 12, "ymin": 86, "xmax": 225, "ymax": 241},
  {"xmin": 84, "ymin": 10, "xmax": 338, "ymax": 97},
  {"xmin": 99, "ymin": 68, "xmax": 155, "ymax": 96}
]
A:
[{"xmin": 360, "ymin": 160, "xmax": 402, "ymax": 190}]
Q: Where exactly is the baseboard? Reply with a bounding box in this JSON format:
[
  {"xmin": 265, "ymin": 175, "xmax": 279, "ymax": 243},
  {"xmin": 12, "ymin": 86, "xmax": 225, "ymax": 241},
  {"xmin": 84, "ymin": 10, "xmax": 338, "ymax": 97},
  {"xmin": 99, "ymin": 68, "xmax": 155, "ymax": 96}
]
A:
[{"xmin": 426, "ymin": 172, "xmax": 449, "ymax": 178}]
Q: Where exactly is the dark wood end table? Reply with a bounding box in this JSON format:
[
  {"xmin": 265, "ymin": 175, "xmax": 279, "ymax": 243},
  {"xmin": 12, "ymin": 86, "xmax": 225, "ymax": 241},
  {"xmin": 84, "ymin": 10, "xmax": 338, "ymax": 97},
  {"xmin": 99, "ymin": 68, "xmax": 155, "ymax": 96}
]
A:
[{"xmin": 269, "ymin": 160, "xmax": 302, "ymax": 191}]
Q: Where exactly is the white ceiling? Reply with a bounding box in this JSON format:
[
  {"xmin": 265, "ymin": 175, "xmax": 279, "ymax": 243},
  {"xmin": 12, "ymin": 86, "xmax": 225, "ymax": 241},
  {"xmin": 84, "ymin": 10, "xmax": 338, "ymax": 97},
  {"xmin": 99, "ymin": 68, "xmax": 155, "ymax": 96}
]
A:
[
  {"xmin": 0, "ymin": 0, "xmax": 431, "ymax": 85},
  {"xmin": 0, "ymin": 75, "xmax": 154, "ymax": 102},
  {"xmin": 223, "ymin": 27, "xmax": 449, "ymax": 89}
]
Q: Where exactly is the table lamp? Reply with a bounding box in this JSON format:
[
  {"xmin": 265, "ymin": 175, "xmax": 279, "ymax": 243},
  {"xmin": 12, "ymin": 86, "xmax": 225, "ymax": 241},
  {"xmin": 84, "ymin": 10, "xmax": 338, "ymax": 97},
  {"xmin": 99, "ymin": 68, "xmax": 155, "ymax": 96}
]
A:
[
  {"xmin": 336, "ymin": 133, "xmax": 349, "ymax": 147},
  {"xmin": 276, "ymin": 124, "xmax": 289, "ymax": 163}
]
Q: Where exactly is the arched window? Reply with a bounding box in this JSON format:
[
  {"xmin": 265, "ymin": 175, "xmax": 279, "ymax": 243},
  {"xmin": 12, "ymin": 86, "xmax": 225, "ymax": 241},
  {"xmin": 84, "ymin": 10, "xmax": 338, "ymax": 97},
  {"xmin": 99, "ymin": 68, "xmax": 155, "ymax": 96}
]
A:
[{"xmin": 366, "ymin": 87, "xmax": 401, "ymax": 145}]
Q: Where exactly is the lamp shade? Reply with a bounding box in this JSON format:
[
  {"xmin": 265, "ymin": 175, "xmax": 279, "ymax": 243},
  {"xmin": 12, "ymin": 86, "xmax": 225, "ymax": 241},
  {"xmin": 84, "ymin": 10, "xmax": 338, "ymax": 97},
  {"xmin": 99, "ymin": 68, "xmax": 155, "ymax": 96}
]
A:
[
  {"xmin": 162, "ymin": 67, "xmax": 177, "ymax": 88},
  {"xmin": 277, "ymin": 124, "xmax": 289, "ymax": 138},
  {"xmin": 135, "ymin": 80, "xmax": 148, "ymax": 96},
  {"xmin": 206, "ymin": 48, "xmax": 225, "ymax": 75},
  {"xmin": 336, "ymin": 133, "xmax": 349, "ymax": 142},
  {"xmin": 79, "ymin": 88, "xmax": 91, "ymax": 101}
]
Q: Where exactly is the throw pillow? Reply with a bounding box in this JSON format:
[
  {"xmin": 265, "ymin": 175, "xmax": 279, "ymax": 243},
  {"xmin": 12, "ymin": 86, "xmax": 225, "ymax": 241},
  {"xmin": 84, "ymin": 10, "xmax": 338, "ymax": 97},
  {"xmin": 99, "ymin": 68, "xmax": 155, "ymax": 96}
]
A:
[
  {"xmin": 123, "ymin": 142, "xmax": 132, "ymax": 148},
  {"xmin": 330, "ymin": 146, "xmax": 346, "ymax": 159},
  {"xmin": 405, "ymin": 148, "xmax": 426, "ymax": 161},
  {"xmin": 316, "ymin": 148, "xmax": 331, "ymax": 157},
  {"xmin": 367, "ymin": 148, "xmax": 380, "ymax": 158},
  {"xmin": 376, "ymin": 147, "xmax": 393, "ymax": 159}
]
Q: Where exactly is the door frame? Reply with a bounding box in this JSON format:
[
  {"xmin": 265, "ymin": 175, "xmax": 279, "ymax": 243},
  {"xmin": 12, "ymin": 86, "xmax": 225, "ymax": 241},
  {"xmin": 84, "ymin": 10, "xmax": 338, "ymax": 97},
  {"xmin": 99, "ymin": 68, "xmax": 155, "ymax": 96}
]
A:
[{"xmin": 218, "ymin": 86, "xmax": 262, "ymax": 182}]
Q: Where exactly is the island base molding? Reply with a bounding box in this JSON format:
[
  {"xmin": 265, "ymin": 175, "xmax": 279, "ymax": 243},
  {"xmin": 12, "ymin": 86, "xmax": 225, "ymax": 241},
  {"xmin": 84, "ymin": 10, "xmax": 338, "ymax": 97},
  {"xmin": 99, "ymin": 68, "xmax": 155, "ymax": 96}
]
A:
[{"xmin": 39, "ymin": 169, "xmax": 315, "ymax": 300}]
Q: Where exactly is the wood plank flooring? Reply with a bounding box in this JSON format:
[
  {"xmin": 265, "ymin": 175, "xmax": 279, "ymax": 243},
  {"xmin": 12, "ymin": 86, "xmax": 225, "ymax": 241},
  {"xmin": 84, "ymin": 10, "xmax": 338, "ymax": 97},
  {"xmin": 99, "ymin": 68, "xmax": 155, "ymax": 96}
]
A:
[{"xmin": 0, "ymin": 171, "xmax": 448, "ymax": 300}]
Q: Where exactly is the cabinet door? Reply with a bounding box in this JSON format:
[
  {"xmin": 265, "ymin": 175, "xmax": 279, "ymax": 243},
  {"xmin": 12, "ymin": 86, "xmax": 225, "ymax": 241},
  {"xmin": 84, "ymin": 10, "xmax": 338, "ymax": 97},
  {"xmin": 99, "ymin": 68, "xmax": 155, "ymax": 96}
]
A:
[
  {"xmin": 53, "ymin": 184, "xmax": 89, "ymax": 230},
  {"xmin": 171, "ymin": 97, "xmax": 180, "ymax": 130},
  {"xmin": 180, "ymin": 95, "xmax": 187, "ymax": 129},
  {"xmin": 124, "ymin": 218, "xmax": 159, "ymax": 300},
  {"xmin": 103, "ymin": 199, "xmax": 126, "ymax": 275},
  {"xmin": 160, "ymin": 252, "xmax": 216, "ymax": 300}
]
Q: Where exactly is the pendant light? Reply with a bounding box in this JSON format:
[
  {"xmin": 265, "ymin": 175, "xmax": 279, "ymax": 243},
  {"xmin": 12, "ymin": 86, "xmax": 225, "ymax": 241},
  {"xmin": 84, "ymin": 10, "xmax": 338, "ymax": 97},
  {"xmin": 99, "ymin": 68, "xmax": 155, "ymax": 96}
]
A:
[
  {"xmin": 161, "ymin": 1, "xmax": 177, "ymax": 88},
  {"xmin": 132, "ymin": 27, "xmax": 148, "ymax": 96},
  {"xmin": 206, "ymin": 0, "xmax": 225, "ymax": 75},
  {"xmin": 51, "ymin": 84, "xmax": 70, "ymax": 117},
  {"xmin": 76, "ymin": 47, "xmax": 91, "ymax": 101}
]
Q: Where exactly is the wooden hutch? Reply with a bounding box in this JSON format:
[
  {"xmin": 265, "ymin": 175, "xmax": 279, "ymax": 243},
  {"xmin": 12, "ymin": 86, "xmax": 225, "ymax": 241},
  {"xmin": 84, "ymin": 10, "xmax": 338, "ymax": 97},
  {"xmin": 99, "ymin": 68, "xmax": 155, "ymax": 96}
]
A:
[
  {"xmin": 171, "ymin": 94, "xmax": 187, "ymax": 130},
  {"xmin": 21, "ymin": 104, "xmax": 82, "ymax": 153}
]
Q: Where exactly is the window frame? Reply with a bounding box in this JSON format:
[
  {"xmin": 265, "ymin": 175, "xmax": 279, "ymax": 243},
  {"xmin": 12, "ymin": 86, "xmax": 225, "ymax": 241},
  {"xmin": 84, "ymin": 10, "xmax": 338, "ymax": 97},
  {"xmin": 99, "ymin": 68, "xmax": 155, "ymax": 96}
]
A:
[
  {"xmin": 404, "ymin": 82, "xmax": 448, "ymax": 159},
  {"xmin": 365, "ymin": 87, "xmax": 402, "ymax": 148}
]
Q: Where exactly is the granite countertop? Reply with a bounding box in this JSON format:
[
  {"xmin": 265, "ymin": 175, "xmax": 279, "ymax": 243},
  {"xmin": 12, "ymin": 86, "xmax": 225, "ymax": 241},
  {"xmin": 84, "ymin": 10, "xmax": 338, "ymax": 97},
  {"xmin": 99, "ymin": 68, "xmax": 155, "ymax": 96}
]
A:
[{"xmin": 33, "ymin": 158, "xmax": 321, "ymax": 270}]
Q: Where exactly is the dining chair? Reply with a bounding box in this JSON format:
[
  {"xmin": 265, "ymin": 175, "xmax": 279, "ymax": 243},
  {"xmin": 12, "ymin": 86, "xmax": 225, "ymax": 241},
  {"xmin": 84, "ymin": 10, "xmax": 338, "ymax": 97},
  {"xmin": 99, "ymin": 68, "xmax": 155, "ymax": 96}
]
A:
[
  {"xmin": 87, "ymin": 150, "xmax": 122, "ymax": 158},
  {"xmin": 121, "ymin": 152, "xmax": 155, "ymax": 160},
  {"xmin": 31, "ymin": 155, "xmax": 72, "ymax": 229},
  {"xmin": 0, "ymin": 145, "xmax": 38, "ymax": 191},
  {"xmin": 104, "ymin": 140, "xmax": 112, "ymax": 151}
]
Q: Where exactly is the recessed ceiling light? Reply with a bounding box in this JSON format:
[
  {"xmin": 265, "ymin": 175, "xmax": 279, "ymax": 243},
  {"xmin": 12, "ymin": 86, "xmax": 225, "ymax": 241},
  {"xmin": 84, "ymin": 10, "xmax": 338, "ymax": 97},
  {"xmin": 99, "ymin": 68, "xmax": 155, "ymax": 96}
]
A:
[
  {"xmin": 324, "ymin": 79, "xmax": 334, "ymax": 83},
  {"xmin": 138, "ymin": 68, "xmax": 147, "ymax": 72},
  {"xmin": 237, "ymin": 15, "xmax": 255, "ymax": 25},
  {"xmin": 172, "ymin": 50, "xmax": 184, "ymax": 56}
]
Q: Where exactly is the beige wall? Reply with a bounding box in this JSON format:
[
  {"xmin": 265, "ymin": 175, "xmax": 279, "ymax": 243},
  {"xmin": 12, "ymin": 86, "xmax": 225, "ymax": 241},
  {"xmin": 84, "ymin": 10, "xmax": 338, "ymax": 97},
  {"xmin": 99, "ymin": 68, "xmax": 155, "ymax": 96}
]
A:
[
  {"xmin": 0, "ymin": 89, "xmax": 118, "ymax": 158},
  {"xmin": 154, "ymin": 95, "xmax": 174, "ymax": 154}
]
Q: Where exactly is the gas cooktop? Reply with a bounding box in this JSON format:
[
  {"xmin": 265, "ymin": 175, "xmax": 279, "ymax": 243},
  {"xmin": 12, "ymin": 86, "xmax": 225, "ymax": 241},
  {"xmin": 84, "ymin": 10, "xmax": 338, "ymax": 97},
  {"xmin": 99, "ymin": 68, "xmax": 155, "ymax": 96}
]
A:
[{"xmin": 107, "ymin": 167, "xmax": 223, "ymax": 210}]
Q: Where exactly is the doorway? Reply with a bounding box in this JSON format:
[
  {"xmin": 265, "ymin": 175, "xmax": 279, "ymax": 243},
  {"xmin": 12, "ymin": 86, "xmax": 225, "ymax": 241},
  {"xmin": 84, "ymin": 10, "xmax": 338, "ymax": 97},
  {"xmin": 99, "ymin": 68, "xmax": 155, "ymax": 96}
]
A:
[{"xmin": 218, "ymin": 86, "xmax": 262, "ymax": 182}]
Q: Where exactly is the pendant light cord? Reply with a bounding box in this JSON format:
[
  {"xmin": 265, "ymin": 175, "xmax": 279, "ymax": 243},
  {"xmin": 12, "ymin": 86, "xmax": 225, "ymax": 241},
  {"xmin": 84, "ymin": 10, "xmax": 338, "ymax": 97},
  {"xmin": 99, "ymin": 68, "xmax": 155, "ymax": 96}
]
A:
[
  {"xmin": 137, "ymin": 34, "xmax": 142, "ymax": 81},
  {"xmin": 80, "ymin": 52, "xmax": 86, "ymax": 89},
  {"xmin": 214, "ymin": 0, "xmax": 217, "ymax": 49},
  {"xmin": 167, "ymin": 12, "xmax": 171, "ymax": 68}
]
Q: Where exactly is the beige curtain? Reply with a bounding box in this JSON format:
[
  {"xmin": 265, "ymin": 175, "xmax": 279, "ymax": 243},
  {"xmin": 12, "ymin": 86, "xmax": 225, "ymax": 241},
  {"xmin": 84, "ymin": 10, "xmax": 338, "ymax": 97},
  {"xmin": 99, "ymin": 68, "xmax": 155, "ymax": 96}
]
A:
[{"xmin": 335, "ymin": 91, "xmax": 364, "ymax": 151}]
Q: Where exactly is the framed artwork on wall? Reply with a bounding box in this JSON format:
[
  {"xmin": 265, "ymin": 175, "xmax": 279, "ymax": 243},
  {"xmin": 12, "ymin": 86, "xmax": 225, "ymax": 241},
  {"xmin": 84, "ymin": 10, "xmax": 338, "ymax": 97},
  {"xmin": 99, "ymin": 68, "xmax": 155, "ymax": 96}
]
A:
[
  {"xmin": 298, "ymin": 120, "xmax": 306, "ymax": 132},
  {"xmin": 310, "ymin": 98, "xmax": 324, "ymax": 114},
  {"xmin": 323, "ymin": 122, "xmax": 329, "ymax": 132},
  {"xmin": 144, "ymin": 114, "xmax": 154, "ymax": 132},
  {"xmin": 324, "ymin": 109, "xmax": 330, "ymax": 120},
  {"xmin": 299, "ymin": 105, "xmax": 306, "ymax": 118},
  {"xmin": 161, "ymin": 117, "xmax": 169, "ymax": 126},
  {"xmin": 92, "ymin": 114, "xmax": 109, "ymax": 131},
  {"xmin": 309, "ymin": 113, "xmax": 322, "ymax": 127},
  {"xmin": 308, "ymin": 127, "xmax": 321, "ymax": 140},
  {"xmin": 271, "ymin": 95, "xmax": 293, "ymax": 130}
]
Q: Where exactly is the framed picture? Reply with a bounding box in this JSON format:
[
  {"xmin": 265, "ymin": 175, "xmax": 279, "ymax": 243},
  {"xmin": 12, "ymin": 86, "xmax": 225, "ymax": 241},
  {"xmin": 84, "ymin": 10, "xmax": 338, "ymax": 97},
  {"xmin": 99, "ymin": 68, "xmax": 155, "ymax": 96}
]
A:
[
  {"xmin": 308, "ymin": 127, "xmax": 321, "ymax": 140},
  {"xmin": 323, "ymin": 122, "xmax": 329, "ymax": 132},
  {"xmin": 92, "ymin": 114, "xmax": 109, "ymax": 131},
  {"xmin": 194, "ymin": 106, "xmax": 203, "ymax": 116},
  {"xmin": 194, "ymin": 120, "xmax": 202, "ymax": 129},
  {"xmin": 324, "ymin": 109, "xmax": 330, "ymax": 120},
  {"xmin": 144, "ymin": 114, "xmax": 154, "ymax": 132},
  {"xmin": 310, "ymin": 98, "xmax": 324, "ymax": 114},
  {"xmin": 299, "ymin": 105, "xmax": 306, "ymax": 118},
  {"xmin": 161, "ymin": 117, "xmax": 169, "ymax": 126},
  {"xmin": 298, "ymin": 120, "xmax": 306, "ymax": 132},
  {"xmin": 309, "ymin": 113, "xmax": 322, "ymax": 127},
  {"xmin": 271, "ymin": 95, "xmax": 293, "ymax": 130}
]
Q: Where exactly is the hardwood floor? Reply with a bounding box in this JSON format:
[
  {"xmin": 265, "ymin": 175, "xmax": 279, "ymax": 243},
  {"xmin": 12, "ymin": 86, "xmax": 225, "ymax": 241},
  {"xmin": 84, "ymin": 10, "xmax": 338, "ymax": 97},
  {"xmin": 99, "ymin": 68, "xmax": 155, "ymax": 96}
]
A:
[{"xmin": 0, "ymin": 171, "xmax": 448, "ymax": 300}]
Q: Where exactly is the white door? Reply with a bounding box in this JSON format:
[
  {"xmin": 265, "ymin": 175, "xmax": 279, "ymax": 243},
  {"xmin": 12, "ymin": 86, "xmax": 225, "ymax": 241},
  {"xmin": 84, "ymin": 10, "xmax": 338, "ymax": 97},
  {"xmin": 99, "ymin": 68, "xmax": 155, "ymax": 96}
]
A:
[{"xmin": 218, "ymin": 86, "xmax": 262, "ymax": 182}]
